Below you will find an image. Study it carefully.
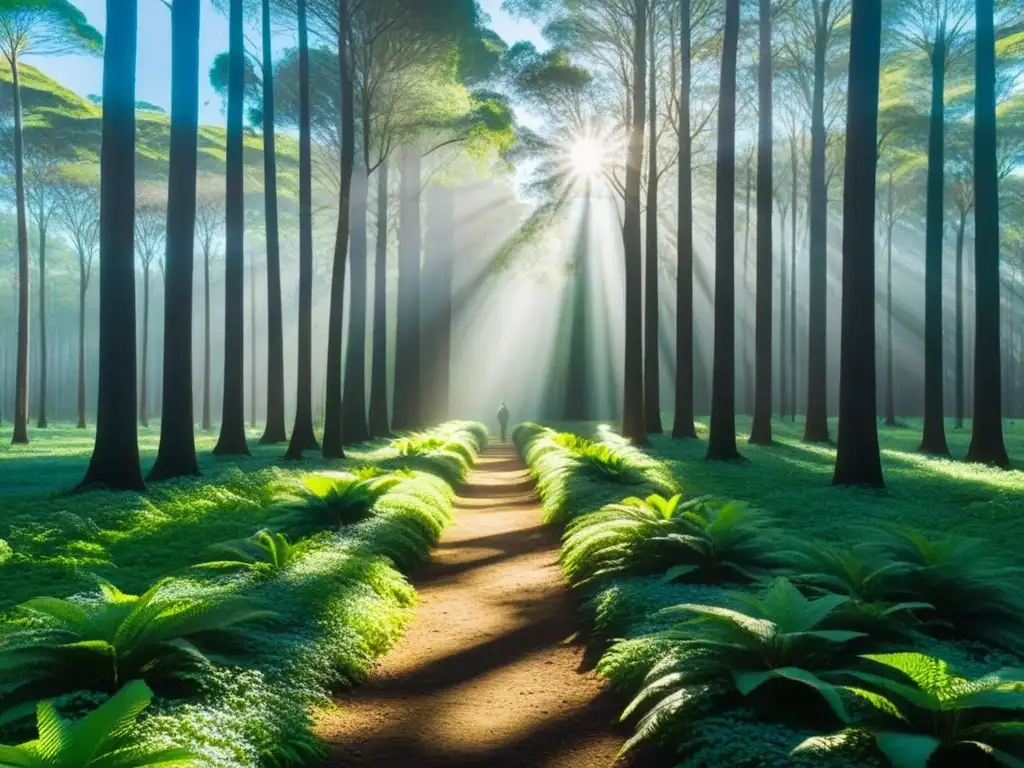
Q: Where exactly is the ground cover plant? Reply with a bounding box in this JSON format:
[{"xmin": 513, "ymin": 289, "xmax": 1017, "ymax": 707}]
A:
[
  {"xmin": 0, "ymin": 421, "xmax": 486, "ymax": 767},
  {"xmin": 516, "ymin": 417, "xmax": 1024, "ymax": 767}
]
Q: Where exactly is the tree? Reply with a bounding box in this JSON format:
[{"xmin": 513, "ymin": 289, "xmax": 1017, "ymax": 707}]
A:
[
  {"xmin": 149, "ymin": 0, "xmax": 200, "ymax": 482},
  {"xmin": 213, "ymin": 0, "xmax": 249, "ymax": 457},
  {"xmin": 966, "ymin": 0, "xmax": 1010, "ymax": 466},
  {"xmin": 833, "ymin": 0, "xmax": 883, "ymax": 487},
  {"xmin": 947, "ymin": 127, "xmax": 974, "ymax": 430},
  {"xmin": 749, "ymin": 0, "xmax": 773, "ymax": 446},
  {"xmin": 643, "ymin": 2, "xmax": 661, "ymax": 435},
  {"xmin": 706, "ymin": 0, "xmax": 741, "ymax": 461},
  {"xmin": 80, "ymin": 0, "xmax": 144, "ymax": 491},
  {"xmin": 134, "ymin": 189, "xmax": 165, "ymax": 429},
  {"xmin": 367, "ymin": 157, "xmax": 391, "ymax": 438},
  {"xmin": 194, "ymin": 184, "xmax": 223, "ymax": 434},
  {"xmin": 0, "ymin": 0, "xmax": 100, "ymax": 444}
]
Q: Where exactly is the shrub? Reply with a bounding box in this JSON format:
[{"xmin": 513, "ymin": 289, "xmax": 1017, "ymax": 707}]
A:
[
  {"xmin": 0, "ymin": 680, "xmax": 196, "ymax": 767},
  {"xmin": 268, "ymin": 468, "xmax": 402, "ymax": 537},
  {"xmin": 195, "ymin": 530, "xmax": 319, "ymax": 574}
]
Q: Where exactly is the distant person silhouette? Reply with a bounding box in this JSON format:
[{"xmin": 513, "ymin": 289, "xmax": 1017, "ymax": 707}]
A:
[{"xmin": 497, "ymin": 402, "xmax": 510, "ymax": 442}]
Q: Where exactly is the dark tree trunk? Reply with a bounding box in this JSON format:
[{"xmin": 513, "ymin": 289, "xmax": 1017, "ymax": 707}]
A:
[
  {"xmin": 742, "ymin": 149, "xmax": 753, "ymax": 415},
  {"xmin": 790, "ymin": 141, "xmax": 798, "ymax": 420},
  {"xmin": 80, "ymin": 0, "xmax": 145, "ymax": 491},
  {"xmin": 284, "ymin": 0, "xmax": 320, "ymax": 458},
  {"xmin": 621, "ymin": 0, "xmax": 647, "ymax": 445},
  {"xmin": 36, "ymin": 223, "xmax": 47, "ymax": 428},
  {"xmin": 885, "ymin": 178, "xmax": 897, "ymax": 427},
  {"xmin": 672, "ymin": 0, "xmax": 696, "ymax": 439},
  {"xmin": 780, "ymin": 204, "xmax": 788, "ymax": 420},
  {"xmin": 10, "ymin": 57, "xmax": 30, "ymax": 445},
  {"xmin": 749, "ymin": 0, "xmax": 773, "ymax": 446},
  {"xmin": 202, "ymin": 244, "xmax": 211, "ymax": 431},
  {"xmin": 643, "ymin": 10, "xmax": 661, "ymax": 434},
  {"xmin": 77, "ymin": 266, "xmax": 87, "ymax": 429},
  {"xmin": 920, "ymin": 38, "xmax": 950, "ymax": 456},
  {"xmin": 392, "ymin": 147, "xmax": 422, "ymax": 430},
  {"xmin": 342, "ymin": 169, "xmax": 370, "ymax": 445},
  {"xmin": 804, "ymin": 7, "xmax": 830, "ymax": 444},
  {"xmin": 258, "ymin": 0, "xmax": 286, "ymax": 445},
  {"xmin": 249, "ymin": 245, "xmax": 256, "ymax": 427},
  {"xmin": 955, "ymin": 214, "xmax": 966, "ymax": 429},
  {"xmin": 422, "ymin": 186, "xmax": 455, "ymax": 424},
  {"xmin": 149, "ymin": 0, "xmax": 200, "ymax": 481},
  {"xmin": 833, "ymin": 0, "xmax": 883, "ymax": 487},
  {"xmin": 213, "ymin": 0, "xmax": 250, "ymax": 456},
  {"xmin": 967, "ymin": 0, "xmax": 1009, "ymax": 466},
  {"xmin": 139, "ymin": 263, "xmax": 149, "ymax": 427},
  {"xmin": 368, "ymin": 160, "xmax": 392, "ymax": 437},
  {"xmin": 706, "ymin": 0, "xmax": 741, "ymax": 461}
]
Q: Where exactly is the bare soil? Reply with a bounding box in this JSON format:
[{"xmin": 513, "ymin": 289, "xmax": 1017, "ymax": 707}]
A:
[{"xmin": 316, "ymin": 443, "xmax": 640, "ymax": 767}]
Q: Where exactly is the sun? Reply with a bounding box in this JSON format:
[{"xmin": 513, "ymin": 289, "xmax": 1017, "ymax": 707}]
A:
[{"xmin": 567, "ymin": 136, "xmax": 607, "ymax": 179}]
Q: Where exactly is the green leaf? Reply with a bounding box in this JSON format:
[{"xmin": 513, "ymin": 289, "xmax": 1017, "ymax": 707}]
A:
[
  {"xmin": 873, "ymin": 732, "xmax": 942, "ymax": 768},
  {"xmin": 660, "ymin": 565, "xmax": 700, "ymax": 584},
  {"xmin": 732, "ymin": 667, "xmax": 849, "ymax": 722}
]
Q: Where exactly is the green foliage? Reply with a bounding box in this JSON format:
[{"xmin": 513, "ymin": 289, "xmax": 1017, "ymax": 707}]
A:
[
  {"xmin": 195, "ymin": 530, "xmax": 318, "ymax": 574},
  {"xmin": 268, "ymin": 468, "xmax": 403, "ymax": 536},
  {"xmin": 796, "ymin": 653, "xmax": 1024, "ymax": 767},
  {"xmin": 382, "ymin": 422, "xmax": 486, "ymax": 487},
  {"xmin": 0, "ymin": 680, "xmax": 195, "ymax": 768},
  {"xmin": 562, "ymin": 493, "xmax": 781, "ymax": 587}
]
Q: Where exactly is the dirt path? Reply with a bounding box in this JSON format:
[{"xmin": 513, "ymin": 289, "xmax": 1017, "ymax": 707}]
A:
[{"xmin": 317, "ymin": 443, "xmax": 634, "ymax": 767}]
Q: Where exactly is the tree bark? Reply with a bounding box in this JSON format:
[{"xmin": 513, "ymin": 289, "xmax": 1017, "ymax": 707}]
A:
[
  {"xmin": 392, "ymin": 147, "xmax": 422, "ymax": 430},
  {"xmin": 742, "ymin": 149, "xmax": 753, "ymax": 415},
  {"xmin": 707, "ymin": 0, "xmax": 741, "ymax": 461},
  {"xmin": 139, "ymin": 262, "xmax": 149, "ymax": 427},
  {"xmin": 213, "ymin": 0, "xmax": 250, "ymax": 456},
  {"xmin": 749, "ymin": 0, "xmax": 773, "ymax": 446},
  {"xmin": 36, "ymin": 222, "xmax": 47, "ymax": 428},
  {"xmin": 833, "ymin": 0, "xmax": 883, "ymax": 487},
  {"xmin": 149, "ymin": 0, "xmax": 200, "ymax": 481},
  {"xmin": 80, "ymin": 0, "xmax": 145, "ymax": 491},
  {"xmin": 250, "ymin": 241, "xmax": 256, "ymax": 427},
  {"xmin": 790, "ymin": 140, "xmax": 798, "ymax": 420},
  {"xmin": 202, "ymin": 244, "xmax": 211, "ymax": 431},
  {"xmin": 9, "ymin": 57, "xmax": 30, "ymax": 445},
  {"xmin": 368, "ymin": 160, "xmax": 392, "ymax": 437},
  {"xmin": 967, "ymin": 0, "xmax": 1009, "ymax": 466},
  {"xmin": 77, "ymin": 265, "xmax": 87, "ymax": 429},
  {"xmin": 885, "ymin": 178, "xmax": 897, "ymax": 427},
  {"xmin": 643, "ymin": 8, "xmax": 661, "ymax": 434},
  {"xmin": 342, "ymin": 168, "xmax": 370, "ymax": 444},
  {"xmin": 955, "ymin": 214, "xmax": 965, "ymax": 429}
]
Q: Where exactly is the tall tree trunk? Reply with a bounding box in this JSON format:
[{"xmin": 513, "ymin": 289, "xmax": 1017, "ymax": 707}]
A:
[
  {"xmin": 967, "ymin": 0, "xmax": 1009, "ymax": 465},
  {"xmin": 421, "ymin": 186, "xmax": 454, "ymax": 423},
  {"xmin": 742, "ymin": 148, "xmax": 753, "ymax": 415},
  {"xmin": 780, "ymin": 205, "xmax": 788, "ymax": 420},
  {"xmin": 392, "ymin": 147, "xmax": 421, "ymax": 430},
  {"xmin": 342, "ymin": 168, "xmax": 370, "ymax": 444},
  {"xmin": 77, "ymin": 262, "xmax": 87, "ymax": 429},
  {"xmin": 250, "ymin": 245, "xmax": 256, "ymax": 427},
  {"xmin": 804, "ymin": 6, "xmax": 830, "ymax": 443},
  {"xmin": 202, "ymin": 244, "xmax": 211, "ymax": 431},
  {"xmin": 36, "ymin": 223, "xmax": 47, "ymax": 428},
  {"xmin": 707, "ymin": 0, "xmax": 741, "ymax": 461},
  {"xmin": 284, "ymin": 0, "xmax": 320, "ymax": 457},
  {"xmin": 213, "ymin": 0, "xmax": 249, "ymax": 456},
  {"xmin": 621, "ymin": 0, "xmax": 647, "ymax": 445},
  {"xmin": 149, "ymin": 0, "xmax": 200, "ymax": 481},
  {"xmin": 643, "ymin": 9, "xmax": 661, "ymax": 434},
  {"xmin": 139, "ymin": 263, "xmax": 149, "ymax": 427},
  {"xmin": 368, "ymin": 160, "xmax": 391, "ymax": 437},
  {"xmin": 955, "ymin": 213, "xmax": 966, "ymax": 429},
  {"xmin": 565, "ymin": 196, "xmax": 590, "ymax": 419},
  {"xmin": 81, "ymin": 0, "xmax": 145, "ymax": 491},
  {"xmin": 9, "ymin": 57, "xmax": 30, "ymax": 445},
  {"xmin": 885, "ymin": 180, "xmax": 897, "ymax": 427},
  {"xmin": 833, "ymin": 0, "xmax": 883, "ymax": 487},
  {"xmin": 672, "ymin": 0, "xmax": 696, "ymax": 439},
  {"xmin": 259, "ymin": 0, "xmax": 286, "ymax": 445},
  {"xmin": 920, "ymin": 38, "xmax": 950, "ymax": 456},
  {"xmin": 749, "ymin": 0, "xmax": 773, "ymax": 445},
  {"xmin": 790, "ymin": 141, "xmax": 798, "ymax": 420}
]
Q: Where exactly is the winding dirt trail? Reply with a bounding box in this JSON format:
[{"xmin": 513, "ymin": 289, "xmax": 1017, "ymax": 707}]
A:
[{"xmin": 317, "ymin": 443, "xmax": 634, "ymax": 767}]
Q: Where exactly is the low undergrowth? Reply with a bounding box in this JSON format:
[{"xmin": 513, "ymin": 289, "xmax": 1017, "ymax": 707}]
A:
[
  {"xmin": 0, "ymin": 421, "xmax": 485, "ymax": 767},
  {"xmin": 514, "ymin": 421, "xmax": 1024, "ymax": 768}
]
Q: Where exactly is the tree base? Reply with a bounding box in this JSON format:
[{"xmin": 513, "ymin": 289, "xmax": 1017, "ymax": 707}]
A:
[
  {"xmin": 212, "ymin": 438, "xmax": 251, "ymax": 457},
  {"xmin": 258, "ymin": 426, "xmax": 288, "ymax": 445}
]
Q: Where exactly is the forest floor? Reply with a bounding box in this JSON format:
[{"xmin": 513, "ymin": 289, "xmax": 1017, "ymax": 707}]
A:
[{"xmin": 316, "ymin": 442, "xmax": 646, "ymax": 768}]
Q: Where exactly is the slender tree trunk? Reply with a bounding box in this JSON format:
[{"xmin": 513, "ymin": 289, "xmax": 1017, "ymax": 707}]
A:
[
  {"xmin": 422, "ymin": 185, "xmax": 455, "ymax": 423},
  {"xmin": 780, "ymin": 206, "xmax": 788, "ymax": 420},
  {"xmin": 202, "ymin": 244, "xmax": 211, "ymax": 431},
  {"xmin": 643, "ymin": 10, "xmax": 662, "ymax": 434},
  {"xmin": 9, "ymin": 57, "xmax": 30, "ymax": 445},
  {"xmin": 742, "ymin": 148, "xmax": 753, "ymax": 415},
  {"xmin": 955, "ymin": 214, "xmax": 966, "ymax": 429},
  {"xmin": 213, "ymin": 0, "xmax": 249, "ymax": 456},
  {"xmin": 621, "ymin": 0, "xmax": 647, "ymax": 445},
  {"xmin": 967, "ymin": 0, "xmax": 1009, "ymax": 466},
  {"xmin": 139, "ymin": 262, "xmax": 149, "ymax": 427},
  {"xmin": 834, "ymin": 0, "xmax": 883, "ymax": 487},
  {"xmin": 565, "ymin": 196, "xmax": 590, "ymax": 419},
  {"xmin": 250, "ymin": 245, "xmax": 256, "ymax": 427},
  {"xmin": 284, "ymin": 0, "xmax": 320, "ymax": 457},
  {"xmin": 885, "ymin": 201, "xmax": 897, "ymax": 426},
  {"xmin": 258, "ymin": 0, "xmax": 286, "ymax": 445},
  {"xmin": 36, "ymin": 223, "xmax": 47, "ymax": 428},
  {"xmin": 707, "ymin": 0, "xmax": 741, "ymax": 461},
  {"xmin": 790, "ymin": 141, "xmax": 798, "ymax": 421},
  {"xmin": 750, "ymin": 0, "xmax": 773, "ymax": 445},
  {"xmin": 343, "ymin": 168, "xmax": 370, "ymax": 444},
  {"xmin": 149, "ymin": 0, "xmax": 200, "ymax": 481},
  {"xmin": 368, "ymin": 160, "xmax": 392, "ymax": 437},
  {"xmin": 672, "ymin": 0, "xmax": 696, "ymax": 439},
  {"xmin": 81, "ymin": 0, "xmax": 145, "ymax": 491},
  {"xmin": 77, "ymin": 264, "xmax": 87, "ymax": 429},
  {"xmin": 392, "ymin": 147, "xmax": 422, "ymax": 430},
  {"xmin": 920, "ymin": 38, "xmax": 950, "ymax": 456}
]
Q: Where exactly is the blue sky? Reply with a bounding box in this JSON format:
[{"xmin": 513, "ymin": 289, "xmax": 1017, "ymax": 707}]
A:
[{"xmin": 25, "ymin": 0, "xmax": 543, "ymax": 127}]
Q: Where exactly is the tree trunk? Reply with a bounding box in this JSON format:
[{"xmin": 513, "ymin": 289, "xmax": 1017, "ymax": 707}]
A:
[
  {"xmin": 955, "ymin": 214, "xmax": 965, "ymax": 429},
  {"xmin": 250, "ymin": 243, "xmax": 256, "ymax": 427},
  {"xmin": 422, "ymin": 185, "xmax": 455, "ymax": 424},
  {"xmin": 77, "ymin": 264, "xmax": 87, "ymax": 429},
  {"xmin": 920, "ymin": 38, "xmax": 950, "ymax": 456},
  {"xmin": 10, "ymin": 57, "xmax": 30, "ymax": 445},
  {"xmin": 149, "ymin": 0, "xmax": 200, "ymax": 481},
  {"xmin": 780, "ymin": 205, "xmax": 788, "ymax": 420},
  {"xmin": 672, "ymin": 0, "xmax": 696, "ymax": 439},
  {"xmin": 202, "ymin": 244, "xmax": 211, "ymax": 431},
  {"xmin": 621, "ymin": 0, "xmax": 647, "ymax": 445},
  {"xmin": 643, "ymin": 9, "xmax": 662, "ymax": 435},
  {"xmin": 565, "ymin": 198, "xmax": 590, "ymax": 419},
  {"xmin": 368, "ymin": 160, "xmax": 391, "ymax": 437},
  {"xmin": 967, "ymin": 0, "xmax": 1009, "ymax": 466},
  {"xmin": 392, "ymin": 147, "xmax": 422, "ymax": 430},
  {"xmin": 790, "ymin": 141, "xmax": 798, "ymax": 420},
  {"xmin": 749, "ymin": 0, "xmax": 773, "ymax": 446},
  {"xmin": 36, "ymin": 222, "xmax": 47, "ymax": 428},
  {"xmin": 139, "ymin": 262, "xmax": 149, "ymax": 427},
  {"xmin": 258, "ymin": 0, "xmax": 286, "ymax": 445},
  {"xmin": 80, "ymin": 0, "xmax": 145, "ymax": 491},
  {"xmin": 804, "ymin": 8, "xmax": 830, "ymax": 444},
  {"xmin": 885, "ymin": 186, "xmax": 897, "ymax": 427},
  {"xmin": 213, "ymin": 0, "xmax": 250, "ymax": 456},
  {"xmin": 284, "ymin": 0, "xmax": 320, "ymax": 458},
  {"xmin": 707, "ymin": 0, "xmax": 741, "ymax": 461},
  {"xmin": 833, "ymin": 0, "xmax": 883, "ymax": 487},
  {"xmin": 742, "ymin": 149, "xmax": 753, "ymax": 415},
  {"xmin": 342, "ymin": 168, "xmax": 370, "ymax": 444}
]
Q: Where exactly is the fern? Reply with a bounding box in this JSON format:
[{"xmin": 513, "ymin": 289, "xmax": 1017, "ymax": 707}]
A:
[
  {"xmin": 269, "ymin": 468, "xmax": 402, "ymax": 536},
  {"xmin": 795, "ymin": 652, "xmax": 1024, "ymax": 767},
  {"xmin": 194, "ymin": 529, "xmax": 315, "ymax": 574},
  {"xmin": 0, "ymin": 680, "xmax": 196, "ymax": 767}
]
